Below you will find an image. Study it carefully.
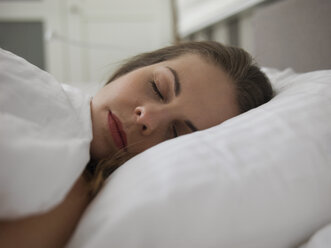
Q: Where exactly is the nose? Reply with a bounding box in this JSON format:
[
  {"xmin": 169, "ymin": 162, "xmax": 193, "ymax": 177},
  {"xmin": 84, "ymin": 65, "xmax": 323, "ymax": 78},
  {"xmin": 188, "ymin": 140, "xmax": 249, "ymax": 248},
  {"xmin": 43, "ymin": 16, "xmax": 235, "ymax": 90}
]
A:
[{"xmin": 134, "ymin": 104, "xmax": 171, "ymax": 136}]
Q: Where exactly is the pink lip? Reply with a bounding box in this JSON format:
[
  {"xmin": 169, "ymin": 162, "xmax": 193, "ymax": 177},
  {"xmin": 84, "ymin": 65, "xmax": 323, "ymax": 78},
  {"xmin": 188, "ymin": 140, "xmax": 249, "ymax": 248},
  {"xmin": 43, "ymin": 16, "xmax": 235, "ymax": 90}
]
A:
[{"xmin": 108, "ymin": 111, "xmax": 127, "ymax": 150}]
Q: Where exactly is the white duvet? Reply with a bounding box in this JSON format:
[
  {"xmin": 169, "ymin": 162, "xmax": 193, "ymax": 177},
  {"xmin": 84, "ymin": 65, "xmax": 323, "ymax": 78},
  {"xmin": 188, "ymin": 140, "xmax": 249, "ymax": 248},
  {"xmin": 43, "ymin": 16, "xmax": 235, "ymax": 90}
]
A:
[{"xmin": 0, "ymin": 48, "xmax": 92, "ymax": 219}]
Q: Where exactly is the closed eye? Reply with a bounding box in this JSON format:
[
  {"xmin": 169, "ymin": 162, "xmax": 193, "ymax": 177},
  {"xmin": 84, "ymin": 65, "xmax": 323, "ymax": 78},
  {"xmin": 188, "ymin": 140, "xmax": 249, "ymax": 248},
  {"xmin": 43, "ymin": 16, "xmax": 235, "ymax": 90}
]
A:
[
  {"xmin": 150, "ymin": 81, "xmax": 164, "ymax": 100},
  {"xmin": 172, "ymin": 125, "xmax": 178, "ymax": 138}
]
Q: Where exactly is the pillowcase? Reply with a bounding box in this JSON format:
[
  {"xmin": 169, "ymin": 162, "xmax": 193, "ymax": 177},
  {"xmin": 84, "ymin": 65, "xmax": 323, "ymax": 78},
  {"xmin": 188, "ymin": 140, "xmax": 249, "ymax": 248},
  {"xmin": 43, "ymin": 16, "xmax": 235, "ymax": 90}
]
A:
[
  {"xmin": 67, "ymin": 68, "xmax": 331, "ymax": 248},
  {"xmin": 0, "ymin": 49, "xmax": 92, "ymax": 219},
  {"xmin": 300, "ymin": 223, "xmax": 331, "ymax": 248}
]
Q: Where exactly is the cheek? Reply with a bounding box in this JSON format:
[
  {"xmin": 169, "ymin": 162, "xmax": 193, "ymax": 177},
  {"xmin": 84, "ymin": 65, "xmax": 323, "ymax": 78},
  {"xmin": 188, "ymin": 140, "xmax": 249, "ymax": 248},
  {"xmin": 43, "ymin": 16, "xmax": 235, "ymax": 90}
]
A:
[
  {"xmin": 115, "ymin": 84, "xmax": 140, "ymax": 105},
  {"xmin": 128, "ymin": 135, "xmax": 163, "ymax": 155},
  {"xmin": 106, "ymin": 81, "xmax": 146, "ymax": 113},
  {"xmin": 101, "ymin": 81, "xmax": 130, "ymax": 101}
]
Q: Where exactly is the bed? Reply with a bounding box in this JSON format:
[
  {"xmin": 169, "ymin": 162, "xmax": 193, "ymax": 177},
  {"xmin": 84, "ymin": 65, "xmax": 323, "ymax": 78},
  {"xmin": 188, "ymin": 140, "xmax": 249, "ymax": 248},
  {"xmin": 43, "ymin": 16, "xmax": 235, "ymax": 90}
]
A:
[
  {"xmin": 65, "ymin": 67, "xmax": 331, "ymax": 248},
  {"xmin": 66, "ymin": 0, "xmax": 331, "ymax": 247},
  {"xmin": 2, "ymin": 51, "xmax": 330, "ymax": 247},
  {"xmin": 1, "ymin": 0, "xmax": 331, "ymax": 247}
]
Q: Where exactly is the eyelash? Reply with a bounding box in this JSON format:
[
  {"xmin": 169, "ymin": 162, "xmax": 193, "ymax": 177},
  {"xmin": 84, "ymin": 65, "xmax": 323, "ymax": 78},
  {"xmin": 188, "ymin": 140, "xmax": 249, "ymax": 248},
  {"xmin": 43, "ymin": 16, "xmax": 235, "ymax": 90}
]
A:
[
  {"xmin": 150, "ymin": 81, "xmax": 164, "ymax": 100},
  {"xmin": 150, "ymin": 81, "xmax": 178, "ymax": 138},
  {"xmin": 172, "ymin": 125, "xmax": 178, "ymax": 138}
]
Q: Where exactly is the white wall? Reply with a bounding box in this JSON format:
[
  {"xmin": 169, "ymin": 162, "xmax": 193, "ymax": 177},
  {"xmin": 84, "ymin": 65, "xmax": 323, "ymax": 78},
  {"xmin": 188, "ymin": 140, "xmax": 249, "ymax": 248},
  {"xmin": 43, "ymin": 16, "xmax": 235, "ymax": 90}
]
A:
[
  {"xmin": 0, "ymin": 0, "xmax": 66, "ymax": 80},
  {"xmin": 176, "ymin": 0, "xmax": 265, "ymax": 38},
  {"xmin": 63, "ymin": 0, "xmax": 174, "ymax": 86},
  {"xmin": 0, "ymin": 0, "xmax": 174, "ymax": 90},
  {"xmin": 177, "ymin": 1, "xmax": 257, "ymax": 59}
]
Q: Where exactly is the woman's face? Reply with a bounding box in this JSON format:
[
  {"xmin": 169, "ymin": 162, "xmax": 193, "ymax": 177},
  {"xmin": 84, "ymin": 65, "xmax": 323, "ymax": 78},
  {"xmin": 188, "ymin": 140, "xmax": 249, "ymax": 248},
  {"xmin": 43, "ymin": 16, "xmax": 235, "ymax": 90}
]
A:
[{"xmin": 90, "ymin": 54, "xmax": 239, "ymax": 160}]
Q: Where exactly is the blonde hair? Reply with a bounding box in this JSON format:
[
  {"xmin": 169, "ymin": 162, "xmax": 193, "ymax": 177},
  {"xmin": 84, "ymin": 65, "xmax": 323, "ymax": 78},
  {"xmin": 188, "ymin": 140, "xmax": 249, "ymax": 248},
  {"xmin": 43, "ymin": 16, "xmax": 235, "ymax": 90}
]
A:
[{"xmin": 84, "ymin": 150, "xmax": 132, "ymax": 197}]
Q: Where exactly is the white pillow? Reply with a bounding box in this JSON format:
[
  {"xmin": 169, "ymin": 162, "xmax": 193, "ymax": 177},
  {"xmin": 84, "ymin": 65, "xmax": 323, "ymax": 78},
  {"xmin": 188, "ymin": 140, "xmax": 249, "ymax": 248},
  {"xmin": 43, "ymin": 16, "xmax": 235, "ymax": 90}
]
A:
[
  {"xmin": 300, "ymin": 223, "xmax": 331, "ymax": 248},
  {"xmin": 67, "ymin": 68, "xmax": 331, "ymax": 248},
  {"xmin": 0, "ymin": 49, "xmax": 92, "ymax": 219}
]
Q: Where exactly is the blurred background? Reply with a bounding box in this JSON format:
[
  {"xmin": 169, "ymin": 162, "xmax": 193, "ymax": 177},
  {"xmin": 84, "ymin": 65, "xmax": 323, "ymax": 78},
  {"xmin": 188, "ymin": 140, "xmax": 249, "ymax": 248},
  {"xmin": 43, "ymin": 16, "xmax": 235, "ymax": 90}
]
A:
[{"xmin": 0, "ymin": 0, "xmax": 330, "ymax": 92}]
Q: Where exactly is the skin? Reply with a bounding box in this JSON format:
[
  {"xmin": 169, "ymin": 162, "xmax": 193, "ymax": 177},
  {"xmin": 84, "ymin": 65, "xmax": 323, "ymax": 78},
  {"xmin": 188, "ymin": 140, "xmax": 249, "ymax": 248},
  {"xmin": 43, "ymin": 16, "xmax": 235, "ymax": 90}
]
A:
[
  {"xmin": 90, "ymin": 53, "xmax": 240, "ymax": 160},
  {"xmin": 0, "ymin": 53, "xmax": 240, "ymax": 247},
  {"xmin": 0, "ymin": 175, "xmax": 90, "ymax": 248}
]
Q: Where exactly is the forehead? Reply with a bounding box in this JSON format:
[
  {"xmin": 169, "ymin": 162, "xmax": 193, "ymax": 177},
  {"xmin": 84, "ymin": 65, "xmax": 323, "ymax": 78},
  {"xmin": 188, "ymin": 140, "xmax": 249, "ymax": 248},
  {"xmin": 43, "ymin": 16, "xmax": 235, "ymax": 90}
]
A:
[{"xmin": 160, "ymin": 54, "xmax": 239, "ymax": 129}]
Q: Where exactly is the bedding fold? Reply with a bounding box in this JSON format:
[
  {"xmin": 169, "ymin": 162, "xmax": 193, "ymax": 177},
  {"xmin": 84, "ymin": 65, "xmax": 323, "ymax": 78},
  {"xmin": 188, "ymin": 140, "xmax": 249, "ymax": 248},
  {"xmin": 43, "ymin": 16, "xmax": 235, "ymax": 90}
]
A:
[{"xmin": 0, "ymin": 48, "xmax": 93, "ymax": 219}]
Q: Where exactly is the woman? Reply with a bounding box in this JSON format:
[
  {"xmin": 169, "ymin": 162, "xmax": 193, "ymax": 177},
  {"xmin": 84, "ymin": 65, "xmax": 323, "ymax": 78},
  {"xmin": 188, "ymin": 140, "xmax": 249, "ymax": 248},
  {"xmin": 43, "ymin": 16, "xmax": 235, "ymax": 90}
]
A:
[{"xmin": 0, "ymin": 41, "xmax": 273, "ymax": 247}]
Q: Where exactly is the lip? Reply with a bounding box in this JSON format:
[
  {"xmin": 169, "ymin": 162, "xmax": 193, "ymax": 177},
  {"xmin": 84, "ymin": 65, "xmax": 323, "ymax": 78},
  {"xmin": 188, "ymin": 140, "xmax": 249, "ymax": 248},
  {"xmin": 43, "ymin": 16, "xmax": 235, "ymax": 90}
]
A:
[{"xmin": 108, "ymin": 111, "xmax": 127, "ymax": 150}]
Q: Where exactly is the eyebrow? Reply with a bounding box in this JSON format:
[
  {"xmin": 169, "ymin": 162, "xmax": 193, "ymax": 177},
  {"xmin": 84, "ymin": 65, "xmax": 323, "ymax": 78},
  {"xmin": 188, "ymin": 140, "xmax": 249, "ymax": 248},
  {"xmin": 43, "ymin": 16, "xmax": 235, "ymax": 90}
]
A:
[{"xmin": 166, "ymin": 66, "xmax": 181, "ymax": 96}]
